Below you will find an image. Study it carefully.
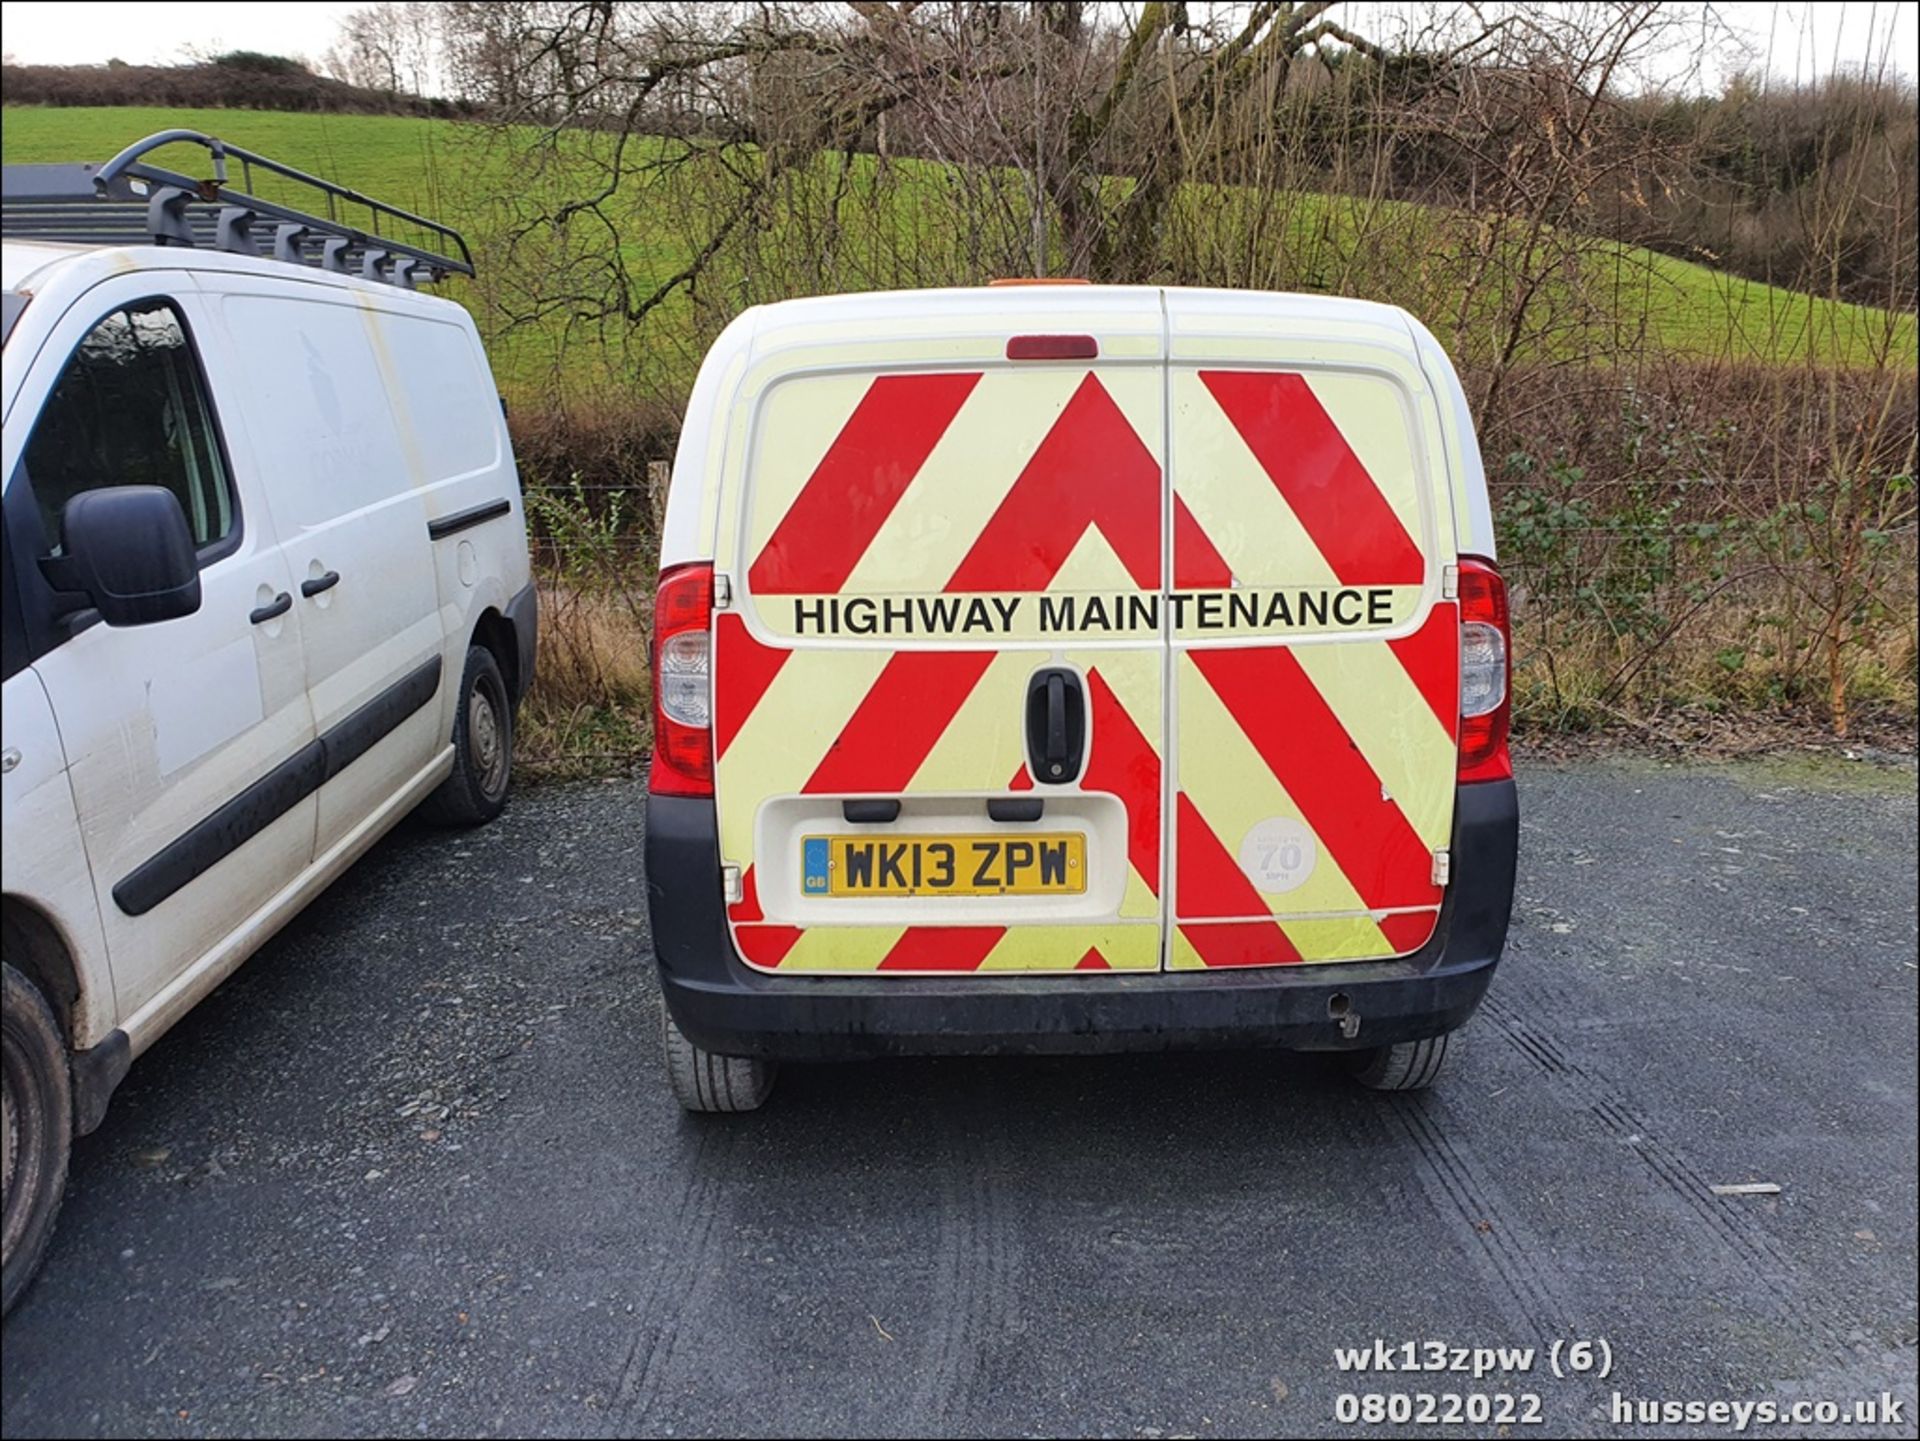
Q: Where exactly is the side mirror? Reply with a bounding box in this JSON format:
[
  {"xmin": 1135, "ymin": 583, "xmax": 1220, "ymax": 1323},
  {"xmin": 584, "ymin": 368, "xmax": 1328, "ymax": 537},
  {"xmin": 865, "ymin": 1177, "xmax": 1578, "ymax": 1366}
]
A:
[{"xmin": 40, "ymin": 486, "xmax": 203, "ymax": 627}]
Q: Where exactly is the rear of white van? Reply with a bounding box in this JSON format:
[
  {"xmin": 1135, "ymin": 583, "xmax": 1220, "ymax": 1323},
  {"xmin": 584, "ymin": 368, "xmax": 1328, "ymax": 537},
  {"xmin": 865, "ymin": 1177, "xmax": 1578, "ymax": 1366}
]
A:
[{"xmin": 645, "ymin": 284, "xmax": 1515, "ymax": 1087}]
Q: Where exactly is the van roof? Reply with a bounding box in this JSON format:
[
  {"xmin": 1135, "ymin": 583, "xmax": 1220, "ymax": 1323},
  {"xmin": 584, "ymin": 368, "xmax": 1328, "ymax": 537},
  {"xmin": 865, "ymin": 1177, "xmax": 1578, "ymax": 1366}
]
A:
[
  {"xmin": 698, "ymin": 284, "xmax": 1433, "ymax": 387},
  {"xmin": 726, "ymin": 283, "xmax": 1428, "ymax": 361},
  {"xmin": 1, "ymin": 238, "xmax": 91, "ymax": 292},
  {"xmin": 741, "ymin": 283, "xmax": 1417, "ymax": 325},
  {"xmin": 0, "ymin": 237, "xmax": 471, "ymax": 309}
]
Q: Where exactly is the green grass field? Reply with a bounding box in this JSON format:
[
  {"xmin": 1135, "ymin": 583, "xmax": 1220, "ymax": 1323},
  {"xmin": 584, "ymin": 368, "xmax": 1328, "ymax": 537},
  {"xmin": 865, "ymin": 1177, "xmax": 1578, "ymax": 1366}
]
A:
[{"xmin": 5, "ymin": 105, "xmax": 1914, "ymax": 399}]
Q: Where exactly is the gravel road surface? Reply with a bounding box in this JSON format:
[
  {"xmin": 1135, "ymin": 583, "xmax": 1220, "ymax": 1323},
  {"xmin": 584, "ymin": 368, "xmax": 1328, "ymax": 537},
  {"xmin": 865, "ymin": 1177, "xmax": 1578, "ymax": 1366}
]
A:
[{"xmin": 3, "ymin": 753, "xmax": 1915, "ymax": 1438}]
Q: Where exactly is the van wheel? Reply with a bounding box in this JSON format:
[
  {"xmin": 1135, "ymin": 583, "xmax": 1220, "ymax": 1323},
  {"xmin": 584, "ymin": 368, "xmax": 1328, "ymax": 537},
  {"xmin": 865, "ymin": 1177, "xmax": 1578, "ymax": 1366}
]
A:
[
  {"xmin": 1348, "ymin": 1033, "xmax": 1452, "ymax": 1092},
  {"xmin": 3, "ymin": 964, "xmax": 72, "ymax": 1316},
  {"xmin": 420, "ymin": 645, "xmax": 513, "ymax": 827},
  {"xmin": 661, "ymin": 1005, "xmax": 776, "ymax": 1114}
]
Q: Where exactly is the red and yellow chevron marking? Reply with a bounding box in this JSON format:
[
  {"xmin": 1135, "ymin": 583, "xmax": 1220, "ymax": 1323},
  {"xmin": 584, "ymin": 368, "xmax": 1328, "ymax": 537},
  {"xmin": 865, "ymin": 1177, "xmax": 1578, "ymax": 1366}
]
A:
[
  {"xmin": 719, "ymin": 639, "xmax": 1164, "ymax": 974},
  {"xmin": 735, "ymin": 922, "xmax": 1159, "ymax": 974},
  {"xmin": 717, "ymin": 358, "xmax": 1458, "ymax": 974},
  {"xmin": 719, "ymin": 365, "xmax": 1166, "ymax": 974},
  {"xmin": 1171, "ymin": 368, "xmax": 1455, "ymax": 967},
  {"xmin": 947, "ymin": 373, "xmax": 1162, "ymax": 591},
  {"xmin": 748, "ymin": 372, "xmax": 983, "ymax": 596},
  {"xmin": 1194, "ymin": 369, "xmax": 1424, "ymax": 583},
  {"xmin": 743, "ymin": 367, "xmax": 1168, "ymax": 625}
]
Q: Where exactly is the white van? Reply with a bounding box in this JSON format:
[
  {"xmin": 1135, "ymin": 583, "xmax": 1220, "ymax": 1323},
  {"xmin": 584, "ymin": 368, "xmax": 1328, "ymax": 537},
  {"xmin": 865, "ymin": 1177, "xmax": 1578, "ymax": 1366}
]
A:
[
  {"xmin": 0, "ymin": 134, "xmax": 534, "ymax": 1311},
  {"xmin": 645, "ymin": 282, "xmax": 1516, "ymax": 1113}
]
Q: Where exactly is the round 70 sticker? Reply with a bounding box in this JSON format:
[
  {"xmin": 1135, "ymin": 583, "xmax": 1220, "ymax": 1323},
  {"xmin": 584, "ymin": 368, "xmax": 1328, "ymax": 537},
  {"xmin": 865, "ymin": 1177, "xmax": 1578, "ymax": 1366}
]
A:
[{"xmin": 1237, "ymin": 816, "xmax": 1318, "ymax": 894}]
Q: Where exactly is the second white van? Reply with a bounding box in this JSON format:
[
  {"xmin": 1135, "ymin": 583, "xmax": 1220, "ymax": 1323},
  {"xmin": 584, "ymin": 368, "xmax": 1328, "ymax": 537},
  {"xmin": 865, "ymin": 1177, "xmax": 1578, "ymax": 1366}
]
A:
[{"xmin": 1, "ymin": 133, "xmax": 536, "ymax": 1311}]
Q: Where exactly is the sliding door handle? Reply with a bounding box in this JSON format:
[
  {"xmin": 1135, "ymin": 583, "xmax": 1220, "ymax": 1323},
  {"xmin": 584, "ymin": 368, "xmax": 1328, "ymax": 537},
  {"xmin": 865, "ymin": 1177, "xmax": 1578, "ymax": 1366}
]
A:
[
  {"xmin": 300, "ymin": 570, "xmax": 341, "ymax": 598},
  {"xmin": 250, "ymin": 592, "xmax": 292, "ymax": 624}
]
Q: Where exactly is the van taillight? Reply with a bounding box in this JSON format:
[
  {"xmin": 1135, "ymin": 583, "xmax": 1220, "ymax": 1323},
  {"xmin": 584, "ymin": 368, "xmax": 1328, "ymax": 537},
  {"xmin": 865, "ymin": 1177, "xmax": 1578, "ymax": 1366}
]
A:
[
  {"xmin": 1457, "ymin": 556, "xmax": 1512, "ymax": 784},
  {"xmin": 650, "ymin": 562, "xmax": 714, "ymax": 797}
]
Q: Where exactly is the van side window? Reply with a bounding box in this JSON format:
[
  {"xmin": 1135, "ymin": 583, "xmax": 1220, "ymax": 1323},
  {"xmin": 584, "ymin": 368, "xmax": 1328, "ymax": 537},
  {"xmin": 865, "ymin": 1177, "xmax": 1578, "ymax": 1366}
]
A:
[{"xmin": 23, "ymin": 300, "xmax": 236, "ymax": 556}]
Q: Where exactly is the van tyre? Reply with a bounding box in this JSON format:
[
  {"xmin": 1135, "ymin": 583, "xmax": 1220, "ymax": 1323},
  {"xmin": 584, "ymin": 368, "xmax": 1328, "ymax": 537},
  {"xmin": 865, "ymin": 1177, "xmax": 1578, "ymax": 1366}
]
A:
[
  {"xmin": 661, "ymin": 1005, "xmax": 776, "ymax": 1113},
  {"xmin": 421, "ymin": 644, "xmax": 513, "ymax": 827},
  {"xmin": 3, "ymin": 964, "xmax": 72, "ymax": 1316},
  {"xmin": 1348, "ymin": 1032, "xmax": 1451, "ymax": 1091}
]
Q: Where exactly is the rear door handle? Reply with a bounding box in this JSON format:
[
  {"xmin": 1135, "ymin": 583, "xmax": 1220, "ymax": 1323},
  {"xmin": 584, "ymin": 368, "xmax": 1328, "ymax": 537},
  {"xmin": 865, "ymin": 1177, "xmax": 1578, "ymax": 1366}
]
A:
[
  {"xmin": 300, "ymin": 570, "xmax": 341, "ymax": 598},
  {"xmin": 250, "ymin": 592, "xmax": 292, "ymax": 624},
  {"xmin": 1025, "ymin": 667, "xmax": 1086, "ymax": 784},
  {"xmin": 1046, "ymin": 674, "xmax": 1068, "ymax": 765}
]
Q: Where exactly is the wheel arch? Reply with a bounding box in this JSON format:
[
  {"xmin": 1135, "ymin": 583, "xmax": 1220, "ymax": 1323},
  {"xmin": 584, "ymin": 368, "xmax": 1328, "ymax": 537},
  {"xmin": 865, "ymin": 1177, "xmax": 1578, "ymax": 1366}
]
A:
[
  {"xmin": 471, "ymin": 605, "xmax": 519, "ymax": 705},
  {"xmin": 0, "ymin": 894, "xmax": 87, "ymax": 1046}
]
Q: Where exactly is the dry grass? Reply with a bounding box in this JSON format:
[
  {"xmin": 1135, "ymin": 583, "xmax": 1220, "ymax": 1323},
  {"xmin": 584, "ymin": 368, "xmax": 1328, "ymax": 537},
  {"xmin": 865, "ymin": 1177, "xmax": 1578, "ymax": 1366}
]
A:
[
  {"xmin": 517, "ymin": 584, "xmax": 652, "ymax": 777},
  {"xmin": 513, "ymin": 559, "xmax": 1916, "ymax": 775},
  {"xmin": 1510, "ymin": 598, "xmax": 1918, "ymax": 734},
  {"xmin": 502, "ymin": 367, "xmax": 1917, "ymax": 778}
]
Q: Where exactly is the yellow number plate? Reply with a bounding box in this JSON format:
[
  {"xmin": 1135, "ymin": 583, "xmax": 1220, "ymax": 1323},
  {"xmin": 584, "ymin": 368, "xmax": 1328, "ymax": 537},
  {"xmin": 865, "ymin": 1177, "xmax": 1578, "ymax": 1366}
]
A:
[{"xmin": 802, "ymin": 833, "xmax": 1086, "ymax": 898}]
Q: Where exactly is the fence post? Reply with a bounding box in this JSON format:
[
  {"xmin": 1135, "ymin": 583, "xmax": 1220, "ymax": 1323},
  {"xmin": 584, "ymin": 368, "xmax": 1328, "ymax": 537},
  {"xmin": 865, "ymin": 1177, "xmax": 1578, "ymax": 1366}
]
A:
[{"xmin": 648, "ymin": 460, "xmax": 670, "ymax": 550}]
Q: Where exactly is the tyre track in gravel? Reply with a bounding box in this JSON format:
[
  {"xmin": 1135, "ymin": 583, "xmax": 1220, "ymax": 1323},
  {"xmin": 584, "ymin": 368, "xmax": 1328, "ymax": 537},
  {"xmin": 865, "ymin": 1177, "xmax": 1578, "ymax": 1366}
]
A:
[
  {"xmin": 900, "ymin": 1096, "xmax": 1023, "ymax": 1436},
  {"xmin": 1475, "ymin": 986, "xmax": 1858, "ymax": 1369},
  {"xmin": 1367, "ymin": 1089, "xmax": 1587, "ymax": 1346},
  {"xmin": 611, "ymin": 1124, "xmax": 739, "ymax": 1424}
]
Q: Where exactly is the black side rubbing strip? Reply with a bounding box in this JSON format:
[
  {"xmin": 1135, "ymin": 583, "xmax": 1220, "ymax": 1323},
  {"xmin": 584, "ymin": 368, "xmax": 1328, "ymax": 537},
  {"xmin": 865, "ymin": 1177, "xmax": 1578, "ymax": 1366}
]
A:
[
  {"xmin": 112, "ymin": 741, "xmax": 325, "ymax": 917},
  {"xmin": 322, "ymin": 655, "xmax": 442, "ymax": 781},
  {"xmin": 113, "ymin": 654, "xmax": 444, "ymax": 916},
  {"xmin": 427, "ymin": 498, "xmax": 511, "ymax": 541}
]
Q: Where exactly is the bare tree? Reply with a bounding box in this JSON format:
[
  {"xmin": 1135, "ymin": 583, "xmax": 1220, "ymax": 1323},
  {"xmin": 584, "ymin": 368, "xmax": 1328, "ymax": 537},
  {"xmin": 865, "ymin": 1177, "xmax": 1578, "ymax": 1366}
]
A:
[
  {"xmin": 326, "ymin": 2, "xmax": 440, "ymax": 96},
  {"xmin": 452, "ymin": 1, "xmax": 1481, "ymax": 352},
  {"xmin": 453, "ymin": 2, "xmax": 1913, "ymax": 754}
]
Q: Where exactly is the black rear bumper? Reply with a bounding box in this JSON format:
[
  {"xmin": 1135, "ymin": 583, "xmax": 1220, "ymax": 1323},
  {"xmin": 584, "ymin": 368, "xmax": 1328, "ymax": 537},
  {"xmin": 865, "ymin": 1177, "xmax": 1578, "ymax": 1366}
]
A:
[
  {"xmin": 645, "ymin": 780, "xmax": 1517, "ymax": 1060},
  {"xmin": 504, "ymin": 580, "xmax": 538, "ymax": 704}
]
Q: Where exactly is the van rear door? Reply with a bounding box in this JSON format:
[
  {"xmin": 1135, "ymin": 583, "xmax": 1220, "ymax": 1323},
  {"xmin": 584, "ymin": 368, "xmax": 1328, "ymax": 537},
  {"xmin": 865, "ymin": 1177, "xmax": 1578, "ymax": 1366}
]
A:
[
  {"xmin": 1164, "ymin": 291, "xmax": 1460, "ymax": 969},
  {"xmin": 716, "ymin": 289, "xmax": 1168, "ymax": 974}
]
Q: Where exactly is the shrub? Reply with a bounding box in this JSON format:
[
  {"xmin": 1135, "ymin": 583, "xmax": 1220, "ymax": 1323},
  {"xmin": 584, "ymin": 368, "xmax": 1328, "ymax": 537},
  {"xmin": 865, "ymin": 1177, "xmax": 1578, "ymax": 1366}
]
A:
[{"xmin": 209, "ymin": 52, "xmax": 310, "ymax": 77}]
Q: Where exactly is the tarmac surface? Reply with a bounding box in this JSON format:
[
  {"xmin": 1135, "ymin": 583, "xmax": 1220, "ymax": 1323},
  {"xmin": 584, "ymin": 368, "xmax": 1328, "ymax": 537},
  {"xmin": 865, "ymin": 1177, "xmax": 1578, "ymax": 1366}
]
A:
[{"xmin": 3, "ymin": 752, "xmax": 1915, "ymax": 1438}]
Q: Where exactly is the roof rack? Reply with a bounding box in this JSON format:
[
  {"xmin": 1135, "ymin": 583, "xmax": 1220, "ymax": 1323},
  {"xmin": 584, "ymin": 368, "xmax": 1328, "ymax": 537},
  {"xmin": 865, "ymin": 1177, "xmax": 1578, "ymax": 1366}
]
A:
[{"xmin": 1, "ymin": 129, "xmax": 473, "ymax": 289}]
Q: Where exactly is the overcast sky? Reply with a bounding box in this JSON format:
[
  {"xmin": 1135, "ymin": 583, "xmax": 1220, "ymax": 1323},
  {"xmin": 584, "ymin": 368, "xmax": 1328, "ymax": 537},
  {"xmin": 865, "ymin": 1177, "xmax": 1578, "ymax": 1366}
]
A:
[
  {"xmin": 1, "ymin": 0, "xmax": 1914, "ymax": 89},
  {"xmin": 2, "ymin": 1, "xmax": 363, "ymax": 69}
]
